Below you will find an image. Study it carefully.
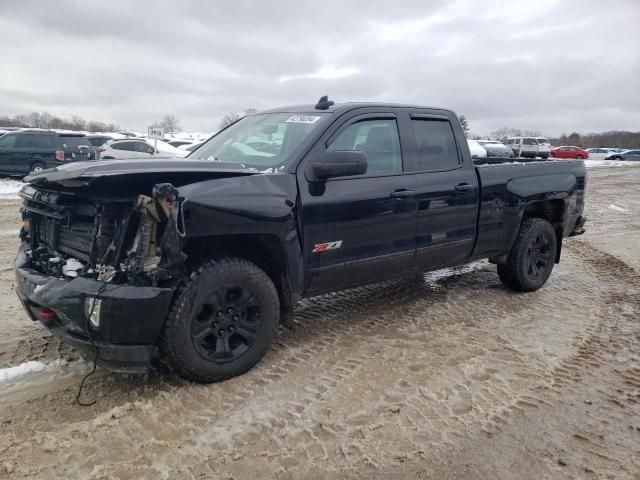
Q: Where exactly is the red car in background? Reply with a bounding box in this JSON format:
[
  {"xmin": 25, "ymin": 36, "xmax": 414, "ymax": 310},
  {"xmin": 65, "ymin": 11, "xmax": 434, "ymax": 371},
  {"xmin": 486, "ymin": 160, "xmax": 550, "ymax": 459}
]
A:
[{"xmin": 550, "ymin": 146, "xmax": 589, "ymax": 159}]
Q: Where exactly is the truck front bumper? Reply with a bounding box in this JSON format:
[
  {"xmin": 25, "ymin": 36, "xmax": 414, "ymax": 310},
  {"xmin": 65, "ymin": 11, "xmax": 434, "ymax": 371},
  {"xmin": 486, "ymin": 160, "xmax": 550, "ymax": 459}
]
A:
[{"xmin": 15, "ymin": 242, "xmax": 174, "ymax": 373}]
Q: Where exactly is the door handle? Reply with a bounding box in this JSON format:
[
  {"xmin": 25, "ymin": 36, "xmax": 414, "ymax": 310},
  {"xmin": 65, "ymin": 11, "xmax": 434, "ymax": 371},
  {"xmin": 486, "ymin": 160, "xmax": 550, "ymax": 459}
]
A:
[
  {"xmin": 454, "ymin": 183, "xmax": 474, "ymax": 193},
  {"xmin": 390, "ymin": 189, "xmax": 415, "ymax": 198}
]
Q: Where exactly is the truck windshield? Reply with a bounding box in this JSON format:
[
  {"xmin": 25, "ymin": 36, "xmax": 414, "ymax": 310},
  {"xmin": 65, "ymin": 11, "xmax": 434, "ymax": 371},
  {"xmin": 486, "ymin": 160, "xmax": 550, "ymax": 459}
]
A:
[{"xmin": 189, "ymin": 112, "xmax": 328, "ymax": 170}]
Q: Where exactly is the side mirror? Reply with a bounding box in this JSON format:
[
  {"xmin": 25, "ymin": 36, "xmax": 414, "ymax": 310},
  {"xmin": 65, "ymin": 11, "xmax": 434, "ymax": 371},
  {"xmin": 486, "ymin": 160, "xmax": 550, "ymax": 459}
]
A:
[{"xmin": 311, "ymin": 150, "xmax": 367, "ymax": 180}]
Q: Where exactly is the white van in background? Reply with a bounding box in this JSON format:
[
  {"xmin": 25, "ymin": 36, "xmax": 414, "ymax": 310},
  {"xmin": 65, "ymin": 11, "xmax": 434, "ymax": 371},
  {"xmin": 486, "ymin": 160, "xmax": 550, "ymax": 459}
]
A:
[{"xmin": 506, "ymin": 137, "xmax": 551, "ymax": 159}]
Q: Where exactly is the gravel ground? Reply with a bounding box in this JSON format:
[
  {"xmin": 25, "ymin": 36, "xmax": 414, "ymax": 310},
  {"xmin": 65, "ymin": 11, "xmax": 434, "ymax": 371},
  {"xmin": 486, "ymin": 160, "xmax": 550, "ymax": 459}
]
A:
[{"xmin": 0, "ymin": 165, "xmax": 639, "ymax": 479}]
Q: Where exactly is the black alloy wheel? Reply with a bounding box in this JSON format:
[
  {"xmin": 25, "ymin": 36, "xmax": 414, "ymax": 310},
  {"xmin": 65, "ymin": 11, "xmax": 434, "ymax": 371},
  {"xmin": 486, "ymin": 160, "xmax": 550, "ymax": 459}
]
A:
[
  {"xmin": 191, "ymin": 286, "xmax": 262, "ymax": 363},
  {"xmin": 161, "ymin": 258, "xmax": 279, "ymax": 383},
  {"xmin": 525, "ymin": 231, "xmax": 552, "ymax": 282},
  {"xmin": 497, "ymin": 218, "xmax": 557, "ymax": 292}
]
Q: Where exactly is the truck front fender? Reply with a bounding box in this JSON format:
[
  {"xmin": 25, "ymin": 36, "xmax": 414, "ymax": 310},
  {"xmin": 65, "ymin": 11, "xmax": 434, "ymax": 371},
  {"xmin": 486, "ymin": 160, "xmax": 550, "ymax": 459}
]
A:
[{"xmin": 176, "ymin": 173, "xmax": 304, "ymax": 304}]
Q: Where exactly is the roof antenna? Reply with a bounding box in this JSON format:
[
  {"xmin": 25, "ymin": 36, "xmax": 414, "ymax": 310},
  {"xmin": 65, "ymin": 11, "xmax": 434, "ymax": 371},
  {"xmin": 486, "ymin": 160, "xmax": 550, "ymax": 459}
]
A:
[{"xmin": 315, "ymin": 95, "xmax": 334, "ymax": 110}]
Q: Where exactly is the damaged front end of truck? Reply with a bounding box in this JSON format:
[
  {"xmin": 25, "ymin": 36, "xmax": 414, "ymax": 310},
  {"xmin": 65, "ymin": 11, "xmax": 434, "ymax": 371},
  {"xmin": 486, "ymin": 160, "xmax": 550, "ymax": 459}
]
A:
[
  {"xmin": 14, "ymin": 160, "xmax": 263, "ymax": 372},
  {"xmin": 20, "ymin": 181, "xmax": 187, "ymax": 287}
]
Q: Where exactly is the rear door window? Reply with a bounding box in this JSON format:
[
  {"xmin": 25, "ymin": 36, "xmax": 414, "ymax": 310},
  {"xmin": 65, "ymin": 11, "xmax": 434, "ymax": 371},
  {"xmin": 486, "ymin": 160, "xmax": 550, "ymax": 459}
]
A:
[
  {"xmin": 112, "ymin": 141, "xmax": 135, "ymax": 151},
  {"xmin": 136, "ymin": 142, "xmax": 154, "ymax": 154},
  {"xmin": 410, "ymin": 118, "xmax": 460, "ymax": 171},
  {"xmin": 33, "ymin": 134, "xmax": 55, "ymax": 149},
  {"xmin": 15, "ymin": 134, "xmax": 34, "ymax": 148}
]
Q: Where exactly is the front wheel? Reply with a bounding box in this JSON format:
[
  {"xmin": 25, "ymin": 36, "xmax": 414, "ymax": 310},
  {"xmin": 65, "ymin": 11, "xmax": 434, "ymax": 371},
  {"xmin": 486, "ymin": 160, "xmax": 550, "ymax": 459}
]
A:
[
  {"xmin": 576, "ymin": 155, "xmax": 584, "ymax": 160},
  {"xmin": 161, "ymin": 258, "xmax": 279, "ymax": 383},
  {"xmin": 498, "ymin": 218, "xmax": 557, "ymax": 292}
]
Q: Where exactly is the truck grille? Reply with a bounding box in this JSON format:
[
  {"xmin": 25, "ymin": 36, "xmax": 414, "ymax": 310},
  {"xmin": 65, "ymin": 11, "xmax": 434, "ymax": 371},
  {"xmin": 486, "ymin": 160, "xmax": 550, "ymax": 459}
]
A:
[
  {"xmin": 22, "ymin": 190, "xmax": 99, "ymax": 264},
  {"xmin": 33, "ymin": 216, "xmax": 96, "ymax": 262}
]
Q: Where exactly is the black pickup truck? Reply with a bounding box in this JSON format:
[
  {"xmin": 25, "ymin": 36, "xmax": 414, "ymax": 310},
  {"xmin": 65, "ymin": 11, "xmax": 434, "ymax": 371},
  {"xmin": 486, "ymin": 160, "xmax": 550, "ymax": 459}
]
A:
[{"xmin": 15, "ymin": 99, "xmax": 587, "ymax": 382}]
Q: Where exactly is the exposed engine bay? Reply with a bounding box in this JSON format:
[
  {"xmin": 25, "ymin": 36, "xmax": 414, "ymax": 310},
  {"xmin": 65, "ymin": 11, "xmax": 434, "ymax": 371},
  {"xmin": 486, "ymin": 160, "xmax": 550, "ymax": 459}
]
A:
[{"xmin": 19, "ymin": 183, "xmax": 186, "ymax": 286}]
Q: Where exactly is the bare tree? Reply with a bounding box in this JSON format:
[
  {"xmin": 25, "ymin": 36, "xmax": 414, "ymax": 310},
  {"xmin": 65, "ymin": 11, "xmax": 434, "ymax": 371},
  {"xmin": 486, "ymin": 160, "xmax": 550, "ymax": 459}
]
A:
[
  {"xmin": 458, "ymin": 115, "xmax": 470, "ymax": 137},
  {"xmin": 153, "ymin": 114, "xmax": 181, "ymax": 133},
  {"xmin": 70, "ymin": 115, "xmax": 86, "ymax": 131},
  {"xmin": 244, "ymin": 108, "xmax": 258, "ymax": 115},
  {"xmin": 218, "ymin": 112, "xmax": 242, "ymax": 129}
]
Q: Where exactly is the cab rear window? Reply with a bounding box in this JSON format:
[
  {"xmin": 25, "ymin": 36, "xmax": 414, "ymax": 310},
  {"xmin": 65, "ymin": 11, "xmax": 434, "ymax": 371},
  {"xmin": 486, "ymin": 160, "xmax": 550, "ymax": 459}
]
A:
[{"xmin": 60, "ymin": 136, "xmax": 91, "ymax": 149}]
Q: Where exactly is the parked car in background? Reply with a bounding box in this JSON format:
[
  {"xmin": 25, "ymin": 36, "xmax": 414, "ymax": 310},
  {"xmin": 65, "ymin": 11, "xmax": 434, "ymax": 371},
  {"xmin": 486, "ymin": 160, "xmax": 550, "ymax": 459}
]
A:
[
  {"xmin": 86, "ymin": 134, "xmax": 116, "ymax": 147},
  {"xmin": 550, "ymin": 146, "xmax": 589, "ymax": 160},
  {"xmin": 477, "ymin": 140, "xmax": 512, "ymax": 158},
  {"xmin": 506, "ymin": 137, "xmax": 550, "ymax": 159},
  {"xmin": 605, "ymin": 149, "xmax": 640, "ymax": 161},
  {"xmin": 165, "ymin": 139, "xmax": 197, "ymax": 148},
  {"xmin": 178, "ymin": 140, "xmax": 205, "ymax": 152},
  {"xmin": 586, "ymin": 148, "xmax": 613, "ymax": 160},
  {"xmin": 0, "ymin": 130, "xmax": 96, "ymax": 175},
  {"xmin": 99, "ymin": 138, "xmax": 188, "ymax": 159},
  {"xmin": 467, "ymin": 139, "xmax": 487, "ymax": 158}
]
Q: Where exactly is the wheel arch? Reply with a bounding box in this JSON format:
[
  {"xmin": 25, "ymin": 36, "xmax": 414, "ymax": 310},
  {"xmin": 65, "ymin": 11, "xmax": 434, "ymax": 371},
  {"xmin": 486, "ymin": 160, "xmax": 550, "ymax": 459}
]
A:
[
  {"xmin": 30, "ymin": 157, "xmax": 46, "ymax": 170},
  {"xmin": 522, "ymin": 199, "xmax": 566, "ymax": 263},
  {"xmin": 182, "ymin": 233, "xmax": 298, "ymax": 326}
]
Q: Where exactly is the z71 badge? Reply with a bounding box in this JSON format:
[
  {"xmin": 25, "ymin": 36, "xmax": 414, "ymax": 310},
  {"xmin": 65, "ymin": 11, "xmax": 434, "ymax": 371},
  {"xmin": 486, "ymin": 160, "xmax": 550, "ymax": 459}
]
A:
[{"xmin": 312, "ymin": 241, "xmax": 343, "ymax": 253}]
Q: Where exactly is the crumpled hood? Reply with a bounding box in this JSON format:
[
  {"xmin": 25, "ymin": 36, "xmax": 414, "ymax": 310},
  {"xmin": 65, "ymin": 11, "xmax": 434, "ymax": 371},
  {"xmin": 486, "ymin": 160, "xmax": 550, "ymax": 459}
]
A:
[{"xmin": 24, "ymin": 158, "xmax": 257, "ymax": 187}]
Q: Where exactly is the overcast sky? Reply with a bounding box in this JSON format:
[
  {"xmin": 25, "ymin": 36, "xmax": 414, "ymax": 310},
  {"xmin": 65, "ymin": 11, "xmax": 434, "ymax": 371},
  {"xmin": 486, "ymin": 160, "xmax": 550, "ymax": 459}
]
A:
[{"xmin": 0, "ymin": 0, "xmax": 638, "ymax": 135}]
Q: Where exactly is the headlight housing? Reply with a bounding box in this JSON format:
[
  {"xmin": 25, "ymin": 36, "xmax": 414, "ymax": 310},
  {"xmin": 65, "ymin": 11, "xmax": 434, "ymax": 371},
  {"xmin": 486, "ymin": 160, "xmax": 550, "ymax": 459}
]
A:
[{"xmin": 84, "ymin": 297, "xmax": 102, "ymax": 328}]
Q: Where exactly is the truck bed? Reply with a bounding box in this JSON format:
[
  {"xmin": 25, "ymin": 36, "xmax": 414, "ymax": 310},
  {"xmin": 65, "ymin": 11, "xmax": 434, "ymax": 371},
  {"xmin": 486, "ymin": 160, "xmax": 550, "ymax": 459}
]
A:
[{"xmin": 471, "ymin": 159, "xmax": 586, "ymax": 261}]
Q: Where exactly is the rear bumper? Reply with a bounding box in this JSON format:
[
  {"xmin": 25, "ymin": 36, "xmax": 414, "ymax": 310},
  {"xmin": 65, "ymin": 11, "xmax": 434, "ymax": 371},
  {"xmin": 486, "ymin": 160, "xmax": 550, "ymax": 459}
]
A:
[{"xmin": 15, "ymin": 242, "xmax": 174, "ymax": 373}]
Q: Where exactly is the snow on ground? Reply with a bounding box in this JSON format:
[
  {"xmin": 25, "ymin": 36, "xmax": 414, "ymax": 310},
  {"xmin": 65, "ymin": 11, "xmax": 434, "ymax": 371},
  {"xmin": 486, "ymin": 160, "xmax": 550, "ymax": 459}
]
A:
[
  {"xmin": 0, "ymin": 361, "xmax": 47, "ymax": 384},
  {"xmin": 422, "ymin": 260, "xmax": 488, "ymax": 286},
  {"xmin": 609, "ymin": 204, "xmax": 630, "ymax": 213},
  {"xmin": 0, "ymin": 358, "xmax": 94, "ymax": 404},
  {"xmin": 0, "ymin": 178, "xmax": 24, "ymax": 199},
  {"xmin": 584, "ymin": 160, "xmax": 640, "ymax": 168},
  {"xmin": 0, "ymin": 359, "xmax": 92, "ymax": 389}
]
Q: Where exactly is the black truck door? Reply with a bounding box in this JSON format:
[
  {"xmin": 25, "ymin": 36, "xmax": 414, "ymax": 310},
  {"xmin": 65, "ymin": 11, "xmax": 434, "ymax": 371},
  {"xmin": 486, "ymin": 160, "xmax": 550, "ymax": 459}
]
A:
[
  {"xmin": 404, "ymin": 112, "xmax": 479, "ymax": 270},
  {"xmin": 298, "ymin": 111, "xmax": 417, "ymax": 293}
]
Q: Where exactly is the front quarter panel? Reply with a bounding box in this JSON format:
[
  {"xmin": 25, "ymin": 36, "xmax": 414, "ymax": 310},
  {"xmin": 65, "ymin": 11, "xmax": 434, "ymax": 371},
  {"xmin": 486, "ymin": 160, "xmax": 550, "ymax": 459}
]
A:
[
  {"xmin": 177, "ymin": 173, "xmax": 303, "ymax": 292},
  {"xmin": 178, "ymin": 174, "xmax": 298, "ymax": 236}
]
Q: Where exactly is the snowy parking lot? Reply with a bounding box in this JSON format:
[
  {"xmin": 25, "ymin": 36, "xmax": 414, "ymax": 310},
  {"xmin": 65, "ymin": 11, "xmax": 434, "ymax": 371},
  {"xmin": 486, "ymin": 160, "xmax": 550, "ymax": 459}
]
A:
[{"xmin": 0, "ymin": 161, "xmax": 640, "ymax": 479}]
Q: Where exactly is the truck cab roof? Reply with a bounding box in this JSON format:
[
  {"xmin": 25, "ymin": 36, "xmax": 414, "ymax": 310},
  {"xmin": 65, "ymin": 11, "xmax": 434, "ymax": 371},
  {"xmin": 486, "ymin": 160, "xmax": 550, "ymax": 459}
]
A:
[{"xmin": 259, "ymin": 102, "xmax": 457, "ymax": 116}]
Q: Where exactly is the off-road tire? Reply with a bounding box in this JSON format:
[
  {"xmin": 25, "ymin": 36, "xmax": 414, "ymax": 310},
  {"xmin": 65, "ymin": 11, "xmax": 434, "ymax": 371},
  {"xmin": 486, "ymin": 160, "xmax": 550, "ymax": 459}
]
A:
[
  {"xmin": 498, "ymin": 218, "xmax": 557, "ymax": 292},
  {"xmin": 161, "ymin": 258, "xmax": 279, "ymax": 383}
]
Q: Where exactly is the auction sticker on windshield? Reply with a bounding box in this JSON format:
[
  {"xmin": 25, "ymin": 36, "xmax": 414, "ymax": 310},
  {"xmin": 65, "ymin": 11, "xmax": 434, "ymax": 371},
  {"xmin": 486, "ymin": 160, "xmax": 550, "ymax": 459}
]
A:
[{"xmin": 285, "ymin": 115, "xmax": 322, "ymax": 124}]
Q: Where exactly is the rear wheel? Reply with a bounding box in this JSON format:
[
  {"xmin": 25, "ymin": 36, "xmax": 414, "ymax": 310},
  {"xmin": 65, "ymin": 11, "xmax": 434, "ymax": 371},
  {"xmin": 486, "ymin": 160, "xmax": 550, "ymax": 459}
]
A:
[
  {"xmin": 541, "ymin": 154, "xmax": 549, "ymax": 159},
  {"xmin": 30, "ymin": 162, "xmax": 45, "ymax": 174},
  {"xmin": 161, "ymin": 258, "xmax": 279, "ymax": 383},
  {"xmin": 498, "ymin": 218, "xmax": 557, "ymax": 292}
]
